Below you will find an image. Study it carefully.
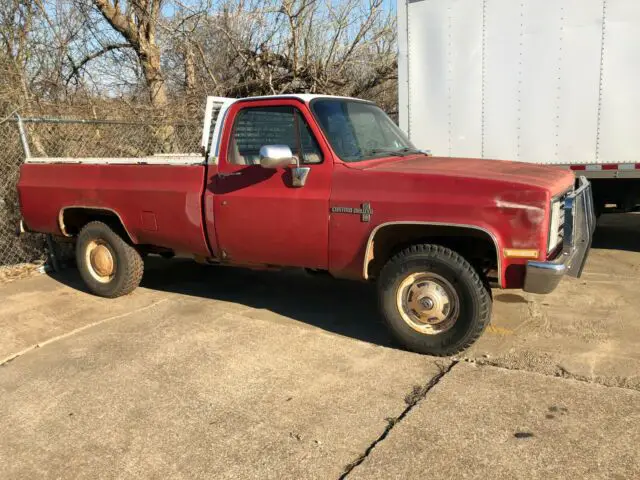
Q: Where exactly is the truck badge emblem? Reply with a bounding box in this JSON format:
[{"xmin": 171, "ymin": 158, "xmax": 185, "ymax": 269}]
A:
[{"xmin": 330, "ymin": 202, "xmax": 373, "ymax": 222}]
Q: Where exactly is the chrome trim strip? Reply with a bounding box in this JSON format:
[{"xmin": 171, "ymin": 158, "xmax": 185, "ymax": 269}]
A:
[
  {"xmin": 528, "ymin": 261, "xmax": 565, "ymax": 272},
  {"xmin": 362, "ymin": 221, "xmax": 502, "ymax": 284},
  {"xmin": 25, "ymin": 155, "xmax": 204, "ymax": 166}
]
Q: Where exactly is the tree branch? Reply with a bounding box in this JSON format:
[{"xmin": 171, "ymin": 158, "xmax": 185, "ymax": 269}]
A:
[
  {"xmin": 66, "ymin": 43, "xmax": 132, "ymax": 83},
  {"xmin": 93, "ymin": 0, "xmax": 138, "ymax": 45}
]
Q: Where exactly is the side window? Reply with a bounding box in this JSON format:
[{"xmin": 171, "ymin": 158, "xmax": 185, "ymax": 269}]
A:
[
  {"xmin": 229, "ymin": 106, "xmax": 323, "ymax": 165},
  {"xmin": 295, "ymin": 111, "xmax": 323, "ymax": 164}
]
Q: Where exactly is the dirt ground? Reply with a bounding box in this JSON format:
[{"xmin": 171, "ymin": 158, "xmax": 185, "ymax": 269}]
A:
[
  {"xmin": 0, "ymin": 214, "xmax": 638, "ymax": 479},
  {"xmin": 467, "ymin": 213, "xmax": 640, "ymax": 390}
]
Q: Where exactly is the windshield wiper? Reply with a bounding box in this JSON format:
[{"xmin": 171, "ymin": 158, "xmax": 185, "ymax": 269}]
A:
[
  {"xmin": 366, "ymin": 148, "xmax": 406, "ymax": 157},
  {"xmin": 366, "ymin": 147, "xmax": 428, "ymax": 157}
]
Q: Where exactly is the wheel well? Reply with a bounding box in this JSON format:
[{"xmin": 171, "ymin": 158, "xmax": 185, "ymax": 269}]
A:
[
  {"xmin": 59, "ymin": 208, "xmax": 133, "ymax": 243},
  {"xmin": 366, "ymin": 224, "xmax": 499, "ymax": 281}
]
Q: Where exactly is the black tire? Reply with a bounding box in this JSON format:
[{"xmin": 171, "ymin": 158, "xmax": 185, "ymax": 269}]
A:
[
  {"xmin": 378, "ymin": 244, "xmax": 491, "ymax": 356},
  {"xmin": 76, "ymin": 221, "xmax": 144, "ymax": 298}
]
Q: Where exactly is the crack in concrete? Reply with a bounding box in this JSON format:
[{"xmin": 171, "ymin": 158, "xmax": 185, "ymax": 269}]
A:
[
  {"xmin": 0, "ymin": 299, "xmax": 169, "ymax": 367},
  {"xmin": 463, "ymin": 358, "xmax": 639, "ymax": 392},
  {"xmin": 338, "ymin": 360, "xmax": 458, "ymax": 479}
]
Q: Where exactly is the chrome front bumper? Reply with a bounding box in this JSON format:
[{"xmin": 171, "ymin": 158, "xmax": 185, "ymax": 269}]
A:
[{"xmin": 524, "ymin": 177, "xmax": 596, "ymax": 294}]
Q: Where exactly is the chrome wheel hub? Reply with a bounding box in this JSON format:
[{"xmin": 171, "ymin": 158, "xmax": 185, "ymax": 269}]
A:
[
  {"xmin": 396, "ymin": 272, "xmax": 459, "ymax": 335},
  {"xmin": 419, "ymin": 297, "xmax": 435, "ymax": 310}
]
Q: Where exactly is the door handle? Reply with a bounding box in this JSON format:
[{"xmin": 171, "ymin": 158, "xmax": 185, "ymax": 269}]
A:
[{"xmin": 218, "ymin": 171, "xmax": 242, "ymax": 178}]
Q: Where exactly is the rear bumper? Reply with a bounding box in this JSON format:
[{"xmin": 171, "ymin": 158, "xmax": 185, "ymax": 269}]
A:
[{"xmin": 524, "ymin": 177, "xmax": 596, "ymax": 294}]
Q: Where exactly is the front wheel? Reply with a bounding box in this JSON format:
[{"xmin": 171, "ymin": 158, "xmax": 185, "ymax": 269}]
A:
[
  {"xmin": 76, "ymin": 221, "xmax": 144, "ymax": 298},
  {"xmin": 378, "ymin": 244, "xmax": 491, "ymax": 356}
]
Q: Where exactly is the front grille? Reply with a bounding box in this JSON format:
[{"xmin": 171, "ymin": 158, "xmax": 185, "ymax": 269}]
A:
[{"xmin": 557, "ymin": 205, "xmax": 566, "ymax": 241}]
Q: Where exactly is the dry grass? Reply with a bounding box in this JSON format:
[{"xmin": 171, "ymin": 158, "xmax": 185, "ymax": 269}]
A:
[{"xmin": 0, "ymin": 261, "xmax": 46, "ymax": 284}]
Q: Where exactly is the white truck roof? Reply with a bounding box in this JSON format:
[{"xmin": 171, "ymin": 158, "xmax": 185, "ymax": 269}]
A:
[{"xmin": 236, "ymin": 94, "xmax": 363, "ymax": 103}]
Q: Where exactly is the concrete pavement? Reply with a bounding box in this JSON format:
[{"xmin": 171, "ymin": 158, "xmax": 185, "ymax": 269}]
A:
[
  {"xmin": 1, "ymin": 214, "xmax": 640, "ymax": 478},
  {"xmin": 350, "ymin": 362, "xmax": 639, "ymax": 479},
  {"xmin": 1, "ymin": 271, "xmax": 447, "ymax": 479}
]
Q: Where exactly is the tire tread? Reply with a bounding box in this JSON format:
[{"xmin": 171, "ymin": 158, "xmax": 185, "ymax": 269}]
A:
[
  {"xmin": 76, "ymin": 221, "xmax": 144, "ymax": 298},
  {"xmin": 378, "ymin": 243, "xmax": 491, "ymax": 356}
]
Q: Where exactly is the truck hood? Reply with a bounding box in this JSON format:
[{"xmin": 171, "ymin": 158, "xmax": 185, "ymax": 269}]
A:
[{"xmin": 362, "ymin": 155, "xmax": 574, "ymax": 196}]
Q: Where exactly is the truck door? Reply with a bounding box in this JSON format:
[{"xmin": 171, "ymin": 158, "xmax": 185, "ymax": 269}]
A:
[{"xmin": 205, "ymin": 99, "xmax": 332, "ymax": 268}]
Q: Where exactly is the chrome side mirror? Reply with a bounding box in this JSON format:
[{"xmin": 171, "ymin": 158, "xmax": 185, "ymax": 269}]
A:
[
  {"xmin": 258, "ymin": 144, "xmax": 310, "ymax": 188},
  {"xmin": 259, "ymin": 145, "xmax": 294, "ymax": 168}
]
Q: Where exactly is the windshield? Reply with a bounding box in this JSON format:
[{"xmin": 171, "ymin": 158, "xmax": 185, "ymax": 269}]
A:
[{"xmin": 311, "ymin": 99, "xmax": 418, "ymax": 162}]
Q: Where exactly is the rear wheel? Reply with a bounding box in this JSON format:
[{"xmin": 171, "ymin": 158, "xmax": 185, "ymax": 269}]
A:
[
  {"xmin": 76, "ymin": 221, "xmax": 144, "ymax": 298},
  {"xmin": 378, "ymin": 244, "xmax": 491, "ymax": 356}
]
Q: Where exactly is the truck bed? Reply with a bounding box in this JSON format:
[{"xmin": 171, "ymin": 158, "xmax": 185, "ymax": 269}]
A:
[
  {"xmin": 16, "ymin": 97, "xmax": 234, "ymax": 257},
  {"xmin": 18, "ymin": 159, "xmax": 212, "ymax": 257}
]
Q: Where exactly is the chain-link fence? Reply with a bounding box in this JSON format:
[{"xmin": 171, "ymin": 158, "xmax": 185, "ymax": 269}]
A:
[
  {"xmin": 0, "ymin": 117, "xmax": 43, "ymax": 266},
  {"xmin": 0, "ymin": 114, "xmax": 202, "ymax": 267}
]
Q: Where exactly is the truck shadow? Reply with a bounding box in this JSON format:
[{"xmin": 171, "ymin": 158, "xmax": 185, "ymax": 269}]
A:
[
  {"xmin": 46, "ymin": 213, "xmax": 640, "ymax": 349},
  {"xmin": 592, "ymin": 213, "xmax": 640, "ymax": 252},
  {"xmin": 49, "ymin": 257, "xmax": 396, "ymax": 349}
]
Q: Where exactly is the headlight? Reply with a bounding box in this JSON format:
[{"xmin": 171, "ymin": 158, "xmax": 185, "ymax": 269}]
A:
[{"xmin": 548, "ymin": 197, "xmax": 566, "ymax": 253}]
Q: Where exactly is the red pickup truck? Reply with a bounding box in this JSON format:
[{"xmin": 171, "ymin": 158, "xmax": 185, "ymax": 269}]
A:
[{"xmin": 17, "ymin": 95, "xmax": 595, "ymax": 356}]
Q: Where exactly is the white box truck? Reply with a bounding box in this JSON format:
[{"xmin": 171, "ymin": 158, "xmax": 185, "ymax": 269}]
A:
[{"xmin": 398, "ymin": 0, "xmax": 640, "ymax": 215}]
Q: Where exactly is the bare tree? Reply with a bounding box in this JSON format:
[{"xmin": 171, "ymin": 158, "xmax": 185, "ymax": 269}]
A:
[
  {"xmin": 164, "ymin": 0, "xmax": 396, "ymax": 109},
  {"xmin": 0, "ymin": 0, "xmax": 36, "ymax": 114},
  {"xmin": 3, "ymin": 0, "xmax": 398, "ymax": 115},
  {"xmin": 91, "ymin": 0, "xmax": 168, "ymax": 108}
]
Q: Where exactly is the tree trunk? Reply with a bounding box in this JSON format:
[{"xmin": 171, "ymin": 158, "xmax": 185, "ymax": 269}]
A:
[
  {"xmin": 137, "ymin": 42, "xmax": 173, "ymax": 152},
  {"xmin": 184, "ymin": 43, "xmax": 196, "ymax": 95},
  {"xmin": 138, "ymin": 44, "xmax": 168, "ymax": 109}
]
